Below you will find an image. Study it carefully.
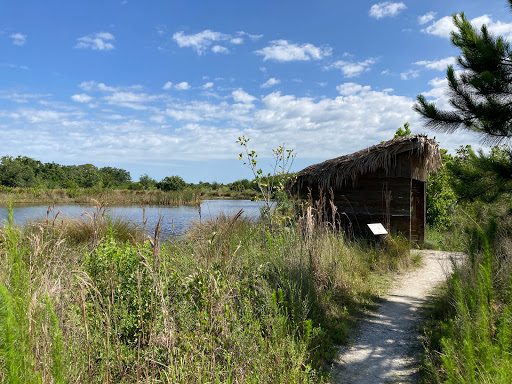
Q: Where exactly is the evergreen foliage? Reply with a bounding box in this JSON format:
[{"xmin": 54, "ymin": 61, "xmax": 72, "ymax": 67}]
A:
[
  {"xmin": 393, "ymin": 122, "xmax": 411, "ymax": 138},
  {"xmin": 448, "ymin": 145, "xmax": 512, "ymax": 202},
  {"xmin": 414, "ymin": 8, "xmax": 512, "ymax": 143},
  {"xmin": 414, "ymin": 4, "xmax": 512, "ymax": 202}
]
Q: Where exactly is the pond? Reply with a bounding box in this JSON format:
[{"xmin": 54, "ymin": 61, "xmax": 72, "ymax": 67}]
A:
[{"xmin": 0, "ymin": 200, "xmax": 269, "ymax": 236}]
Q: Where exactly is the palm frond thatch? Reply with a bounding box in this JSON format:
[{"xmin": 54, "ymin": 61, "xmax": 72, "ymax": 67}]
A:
[{"xmin": 288, "ymin": 135, "xmax": 441, "ymax": 193}]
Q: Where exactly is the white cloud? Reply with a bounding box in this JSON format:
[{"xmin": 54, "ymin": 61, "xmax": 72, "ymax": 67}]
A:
[
  {"xmin": 418, "ymin": 12, "xmax": 437, "ymax": 25},
  {"xmin": 230, "ymin": 37, "xmax": 243, "ymax": 44},
  {"xmin": 327, "ymin": 58, "xmax": 377, "ymax": 78},
  {"xmin": 75, "ymin": 32, "xmax": 115, "ymax": 51},
  {"xmin": 254, "ymin": 40, "xmax": 331, "ymax": 62},
  {"xmin": 10, "ymin": 33, "xmax": 27, "ymax": 46},
  {"xmin": 261, "ymin": 78, "xmax": 281, "ymax": 88},
  {"xmin": 150, "ymin": 115, "xmax": 166, "ymax": 123},
  {"xmin": 421, "ymin": 77, "xmax": 448, "ymax": 99},
  {"xmin": 104, "ymin": 92, "xmax": 158, "ymax": 110},
  {"xmin": 78, "ymin": 81, "xmax": 144, "ymax": 93},
  {"xmin": 237, "ymin": 31, "xmax": 263, "ymax": 41},
  {"xmin": 163, "ymin": 82, "xmax": 173, "ymax": 90},
  {"xmin": 165, "ymin": 98, "xmax": 255, "ymax": 124},
  {"xmin": 252, "ymin": 88, "xmax": 421, "ymax": 157},
  {"xmin": 202, "ymin": 82, "xmax": 214, "ymax": 89},
  {"xmin": 232, "ymin": 89, "xmax": 257, "ymax": 103},
  {"xmin": 483, "ymin": 18, "xmax": 512, "ymax": 40},
  {"xmin": 172, "ymin": 30, "xmax": 260, "ymax": 55},
  {"xmin": 336, "ymin": 83, "xmax": 371, "ymax": 95},
  {"xmin": 212, "ymin": 45, "xmax": 229, "ymax": 54},
  {"xmin": 422, "ymin": 14, "xmax": 512, "ymax": 40},
  {"xmin": 16, "ymin": 109, "xmax": 83, "ymax": 123},
  {"xmin": 71, "ymin": 94, "xmax": 93, "ymax": 103},
  {"xmin": 369, "ymin": 2, "xmax": 407, "ymax": 19},
  {"xmin": 421, "ymin": 16, "xmax": 455, "ymax": 38},
  {"xmin": 174, "ymin": 82, "xmax": 191, "ymax": 90},
  {"xmin": 173, "ymin": 30, "xmax": 230, "ymax": 54},
  {"xmin": 105, "ymin": 114, "xmax": 125, "ymax": 120},
  {"xmin": 79, "ymin": 81, "xmax": 115, "ymax": 92},
  {"xmin": 415, "ymin": 56, "xmax": 456, "ymax": 71},
  {"xmin": 0, "ymin": 92, "xmax": 51, "ymax": 103},
  {"xmin": 400, "ymin": 69, "xmax": 420, "ymax": 80},
  {"xmin": 0, "ymin": 80, "xmax": 484, "ymax": 170}
]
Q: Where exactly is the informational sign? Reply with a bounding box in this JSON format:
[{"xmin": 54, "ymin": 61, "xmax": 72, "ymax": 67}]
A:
[{"xmin": 367, "ymin": 223, "xmax": 388, "ymax": 235}]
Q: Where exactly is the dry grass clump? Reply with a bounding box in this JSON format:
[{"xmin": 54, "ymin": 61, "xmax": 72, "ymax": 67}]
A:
[{"xmin": 24, "ymin": 202, "xmax": 137, "ymax": 246}]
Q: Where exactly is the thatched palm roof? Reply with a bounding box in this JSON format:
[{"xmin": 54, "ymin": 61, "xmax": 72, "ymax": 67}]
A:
[{"xmin": 288, "ymin": 135, "xmax": 441, "ymax": 193}]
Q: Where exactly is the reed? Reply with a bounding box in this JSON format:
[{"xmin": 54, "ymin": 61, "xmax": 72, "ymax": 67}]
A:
[
  {"xmin": 0, "ymin": 187, "xmax": 201, "ymax": 206},
  {"xmin": 0, "ymin": 199, "xmax": 417, "ymax": 382}
]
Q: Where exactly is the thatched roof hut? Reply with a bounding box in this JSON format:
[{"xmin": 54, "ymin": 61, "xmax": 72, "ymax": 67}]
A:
[
  {"xmin": 288, "ymin": 135, "xmax": 441, "ymax": 193},
  {"xmin": 288, "ymin": 135, "xmax": 442, "ymax": 243}
]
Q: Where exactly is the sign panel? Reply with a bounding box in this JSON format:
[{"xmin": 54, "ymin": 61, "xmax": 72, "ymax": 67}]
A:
[{"xmin": 367, "ymin": 223, "xmax": 388, "ymax": 235}]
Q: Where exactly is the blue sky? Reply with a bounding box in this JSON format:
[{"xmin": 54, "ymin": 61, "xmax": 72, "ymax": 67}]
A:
[{"xmin": 1, "ymin": 0, "xmax": 512, "ymax": 183}]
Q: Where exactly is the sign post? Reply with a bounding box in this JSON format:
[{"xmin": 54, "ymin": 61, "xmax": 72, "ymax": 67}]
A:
[{"xmin": 367, "ymin": 223, "xmax": 388, "ymax": 251}]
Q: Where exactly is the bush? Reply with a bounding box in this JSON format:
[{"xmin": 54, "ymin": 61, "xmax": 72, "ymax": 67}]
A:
[
  {"xmin": 127, "ymin": 181, "xmax": 145, "ymax": 190},
  {"xmin": 157, "ymin": 175, "xmax": 187, "ymax": 191},
  {"xmin": 85, "ymin": 235, "xmax": 155, "ymax": 344}
]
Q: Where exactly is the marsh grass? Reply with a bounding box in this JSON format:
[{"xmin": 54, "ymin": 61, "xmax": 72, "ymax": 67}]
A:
[
  {"xmin": 0, "ymin": 186, "xmax": 201, "ymax": 206},
  {"xmin": 24, "ymin": 202, "xmax": 138, "ymax": 246},
  {"xmin": 420, "ymin": 205, "xmax": 512, "ymax": 383},
  {"xmin": 0, "ymin": 198, "xmax": 416, "ymax": 383}
]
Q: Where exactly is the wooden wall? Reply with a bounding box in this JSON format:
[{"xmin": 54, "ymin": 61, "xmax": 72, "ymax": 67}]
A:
[
  {"xmin": 313, "ymin": 175, "xmax": 412, "ymax": 240},
  {"xmin": 305, "ymin": 155, "xmax": 428, "ymax": 242}
]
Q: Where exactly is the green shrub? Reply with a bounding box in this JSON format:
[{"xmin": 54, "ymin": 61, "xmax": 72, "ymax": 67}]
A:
[
  {"xmin": 85, "ymin": 235, "xmax": 155, "ymax": 344},
  {"xmin": 157, "ymin": 175, "xmax": 187, "ymax": 191}
]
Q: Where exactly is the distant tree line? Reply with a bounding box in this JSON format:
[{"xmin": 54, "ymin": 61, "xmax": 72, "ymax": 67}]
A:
[
  {"xmin": 0, "ymin": 156, "xmax": 131, "ymax": 189},
  {"xmin": 0, "ymin": 155, "xmax": 260, "ymax": 193}
]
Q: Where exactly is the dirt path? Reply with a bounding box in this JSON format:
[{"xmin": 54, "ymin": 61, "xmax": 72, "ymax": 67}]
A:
[{"xmin": 331, "ymin": 250, "xmax": 465, "ymax": 384}]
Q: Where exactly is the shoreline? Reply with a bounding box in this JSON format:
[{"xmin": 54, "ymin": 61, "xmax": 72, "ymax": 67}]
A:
[{"xmin": 0, "ymin": 187, "xmax": 259, "ymax": 206}]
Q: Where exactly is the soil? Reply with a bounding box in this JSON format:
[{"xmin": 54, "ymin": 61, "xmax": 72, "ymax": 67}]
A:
[{"xmin": 331, "ymin": 250, "xmax": 465, "ymax": 384}]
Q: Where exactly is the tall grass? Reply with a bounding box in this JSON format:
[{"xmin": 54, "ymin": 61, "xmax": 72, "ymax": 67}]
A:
[
  {"xmin": 0, "ymin": 186, "xmax": 201, "ymax": 206},
  {"xmin": 0, "ymin": 200, "xmax": 416, "ymax": 382},
  {"xmin": 0, "ymin": 201, "xmax": 64, "ymax": 383},
  {"xmin": 421, "ymin": 206, "xmax": 512, "ymax": 383}
]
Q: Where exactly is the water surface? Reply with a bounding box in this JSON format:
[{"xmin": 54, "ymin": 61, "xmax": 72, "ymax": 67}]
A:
[{"xmin": 0, "ymin": 199, "xmax": 267, "ymax": 236}]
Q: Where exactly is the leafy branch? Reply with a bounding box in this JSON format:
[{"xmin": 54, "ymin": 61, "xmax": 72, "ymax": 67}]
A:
[{"xmin": 237, "ymin": 136, "xmax": 296, "ymax": 225}]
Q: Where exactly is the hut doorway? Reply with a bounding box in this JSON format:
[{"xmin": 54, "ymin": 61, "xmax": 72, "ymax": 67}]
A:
[{"xmin": 410, "ymin": 179, "xmax": 425, "ymax": 243}]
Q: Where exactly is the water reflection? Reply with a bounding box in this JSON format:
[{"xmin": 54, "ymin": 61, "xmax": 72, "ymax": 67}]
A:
[{"xmin": 0, "ymin": 200, "xmax": 267, "ymax": 236}]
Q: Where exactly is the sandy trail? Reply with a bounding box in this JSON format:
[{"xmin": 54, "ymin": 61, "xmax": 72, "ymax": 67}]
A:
[{"xmin": 331, "ymin": 250, "xmax": 464, "ymax": 384}]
